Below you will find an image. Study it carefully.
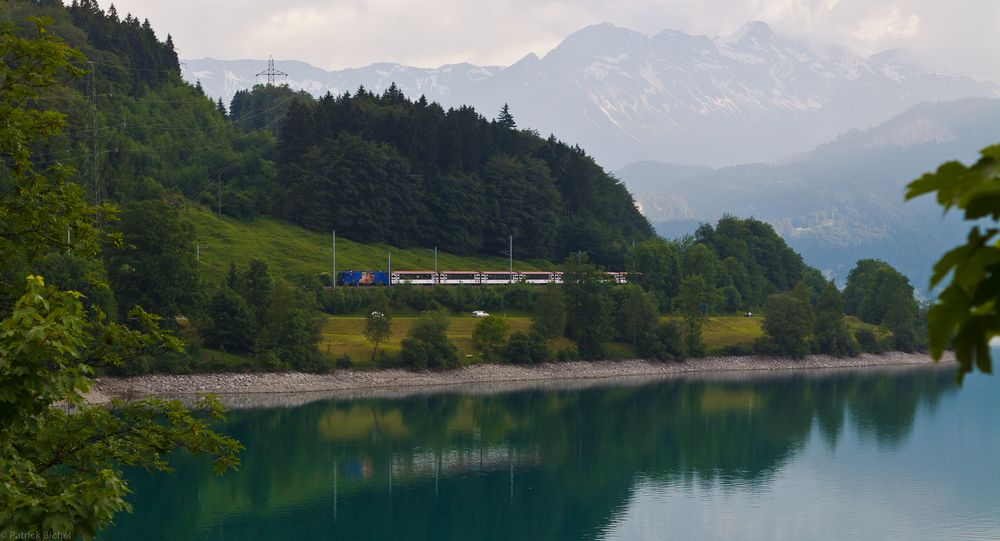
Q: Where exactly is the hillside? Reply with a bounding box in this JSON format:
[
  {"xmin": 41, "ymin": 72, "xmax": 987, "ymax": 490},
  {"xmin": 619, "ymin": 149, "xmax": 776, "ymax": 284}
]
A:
[
  {"xmin": 0, "ymin": 1, "xmax": 652, "ymax": 273},
  {"xmin": 186, "ymin": 207, "xmax": 555, "ymax": 284}
]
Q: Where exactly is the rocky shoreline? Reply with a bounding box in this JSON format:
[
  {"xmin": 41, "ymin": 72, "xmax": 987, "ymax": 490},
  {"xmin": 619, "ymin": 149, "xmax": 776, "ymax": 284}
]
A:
[{"xmin": 90, "ymin": 351, "xmax": 956, "ymax": 407}]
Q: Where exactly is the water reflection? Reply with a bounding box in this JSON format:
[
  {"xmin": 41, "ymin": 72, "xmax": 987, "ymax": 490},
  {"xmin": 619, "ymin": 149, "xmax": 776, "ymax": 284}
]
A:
[{"xmin": 101, "ymin": 365, "xmax": 972, "ymax": 540}]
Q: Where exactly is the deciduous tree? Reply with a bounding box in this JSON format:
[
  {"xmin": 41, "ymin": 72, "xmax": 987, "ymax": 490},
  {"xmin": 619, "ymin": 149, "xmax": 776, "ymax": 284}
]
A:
[
  {"xmin": 0, "ymin": 24, "xmax": 241, "ymax": 537},
  {"xmin": 677, "ymin": 275, "xmax": 709, "ymax": 357},
  {"xmin": 531, "ymin": 284, "xmax": 566, "ymax": 340},
  {"xmin": 761, "ymin": 293, "xmax": 812, "ymax": 358},
  {"xmin": 813, "ymin": 282, "xmax": 858, "ymax": 356},
  {"xmin": 472, "ymin": 315, "xmax": 508, "ymax": 360},
  {"xmin": 562, "ymin": 256, "xmax": 613, "ymax": 359},
  {"xmin": 616, "ymin": 284, "xmax": 658, "ymax": 345},
  {"xmin": 905, "ymin": 148, "xmax": 1000, "ymax": 377},
  {"xmin": 400, "ymin": 311, "xmax": 459, "ymax": 369},
  {"xmin": 364, "ymin": 292, "xmax": 392, "ymax": 362}
]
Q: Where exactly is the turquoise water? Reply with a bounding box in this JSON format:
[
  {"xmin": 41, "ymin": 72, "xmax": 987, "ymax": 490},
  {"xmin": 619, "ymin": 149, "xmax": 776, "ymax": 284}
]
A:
[{"xmin": 99, "ymin": 364, "xmax": 1000, "ymax": 540}]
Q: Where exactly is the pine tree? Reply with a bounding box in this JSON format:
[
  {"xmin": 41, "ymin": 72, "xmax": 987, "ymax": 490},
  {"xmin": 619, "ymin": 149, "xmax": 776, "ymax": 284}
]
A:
[
  {"xmin": 216, "ymin": 97, "xmax": 226, "ymax": 118},
  {"xmin": 497, "ymin": 103, "xmax": 516, "ymax": 129},
  {"xmin": 382, "ymin": 82, "xmax": 405, "ymax": 104}
]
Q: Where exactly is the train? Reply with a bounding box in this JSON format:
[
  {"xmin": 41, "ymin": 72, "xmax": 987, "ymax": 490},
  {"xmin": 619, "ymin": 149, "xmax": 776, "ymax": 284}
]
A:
[{"xmin": 336, "ymin": 270, "xmax": 629, "ymax": 287}]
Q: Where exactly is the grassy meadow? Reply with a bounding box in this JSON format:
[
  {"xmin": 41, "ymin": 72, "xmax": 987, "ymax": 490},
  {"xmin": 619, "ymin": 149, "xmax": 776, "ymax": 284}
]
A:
[
  {"xmin": 187, "ymin": 207, "xmax": 555, "ymax": 284},
  {"xmin": 320, "ymin": 314, "xmax": 767, "ymax": 367}
]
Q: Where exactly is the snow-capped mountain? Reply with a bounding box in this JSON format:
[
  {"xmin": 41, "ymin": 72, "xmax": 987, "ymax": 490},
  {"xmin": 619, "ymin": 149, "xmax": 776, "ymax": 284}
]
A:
[
  {"xmin": 183, "ymin": 21, "xmax": 998, "ymax": 169},
  {"xmin": 184, "ymin": 59, "xmax": 501, "ymax": 110}
]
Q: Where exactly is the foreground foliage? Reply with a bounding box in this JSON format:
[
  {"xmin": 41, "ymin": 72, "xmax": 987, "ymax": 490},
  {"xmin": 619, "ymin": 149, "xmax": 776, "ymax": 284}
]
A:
[
  {"xmin": 907, "ymin": 144, "xmax": 1000, "ymax": 379},
  {"xmin": 0, "ymin": 17, "xmax": 240, "ymax": 537}
]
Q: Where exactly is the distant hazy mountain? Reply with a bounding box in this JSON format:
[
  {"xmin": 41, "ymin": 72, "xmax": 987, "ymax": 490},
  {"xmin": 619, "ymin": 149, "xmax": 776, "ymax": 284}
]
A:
[
  {"xmin": 183, "ymin": 21, "xmax": 998, "ymax": 169},
  {"xmin": 616, "ymin": 98, "xmax": 1000, "ymax": 291}
]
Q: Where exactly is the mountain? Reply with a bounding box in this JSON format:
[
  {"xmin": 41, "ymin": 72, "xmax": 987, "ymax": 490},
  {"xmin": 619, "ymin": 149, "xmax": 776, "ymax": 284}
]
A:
[
  {"xmin": 183, "ymin": 21, "xmax": 998, "ymax": 169},
  {"xmin": 184, "ymin": 58, "xmax": 501, "ymax": 109},
  {"xmin": 615, "ymin": 98, "xmax": 1000, "ymax": 291}
]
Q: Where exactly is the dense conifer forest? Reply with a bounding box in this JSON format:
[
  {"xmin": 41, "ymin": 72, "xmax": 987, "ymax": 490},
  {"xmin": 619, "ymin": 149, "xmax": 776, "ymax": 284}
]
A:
[{"xmin": 274, "ymin": 89, "xmax": 654, "ymax": 262}]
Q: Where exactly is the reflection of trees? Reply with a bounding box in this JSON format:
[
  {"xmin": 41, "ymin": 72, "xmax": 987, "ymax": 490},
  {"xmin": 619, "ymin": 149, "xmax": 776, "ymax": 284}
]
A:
[
  {"xmin": 103, "ymin": 366, "xmax": 957, "ymax": 540},
  {"xmin": 841, "ymin": 369, "xmax": 952, "ymax": 448}
]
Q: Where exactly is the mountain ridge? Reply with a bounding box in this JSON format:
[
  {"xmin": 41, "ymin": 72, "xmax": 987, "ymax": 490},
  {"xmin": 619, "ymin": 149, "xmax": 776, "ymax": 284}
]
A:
[
  {"xmin": 182, "ymin": 21, "xmax": 998, "ymax": 169},
  {"xmin": 615, "ymin": 97, "xmax": 1000, "ymax": 290}
]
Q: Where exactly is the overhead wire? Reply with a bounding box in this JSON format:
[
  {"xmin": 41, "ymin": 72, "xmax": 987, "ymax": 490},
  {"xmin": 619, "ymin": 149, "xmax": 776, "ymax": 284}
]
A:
[
  {"xmin": 31, "ymin": 91, "xmax": 296, "ymax": 192},
  {"xmin": 26, "ymin": 56, "xmax": 301, "ymax": 201}
]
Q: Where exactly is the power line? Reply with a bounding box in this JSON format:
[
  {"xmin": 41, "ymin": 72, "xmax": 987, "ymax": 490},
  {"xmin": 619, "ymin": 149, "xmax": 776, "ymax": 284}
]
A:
[
  {"xmin": 70, "ymin": 59, "xmax": 182, "ymax": 74},
  {"xmin": 32, "ymin": 92, "xmax": 296, "ymax": 170},
  {"xmin": 255, "ymin": 56, "xmax": 288, "ymax": 87},
  {"xmin": 255, "ymin": 57, "xmax": 289, "ymax": 137},
  {"xmin": 88, "ymin": 60, "xmax": 100, "ymax": 206}
]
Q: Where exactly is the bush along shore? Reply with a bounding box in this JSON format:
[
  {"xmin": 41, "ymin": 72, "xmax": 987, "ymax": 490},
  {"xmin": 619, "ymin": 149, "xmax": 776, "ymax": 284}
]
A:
[{"xmin": 90, "ymin": 351, "xmax": 954, "ymax": 403}]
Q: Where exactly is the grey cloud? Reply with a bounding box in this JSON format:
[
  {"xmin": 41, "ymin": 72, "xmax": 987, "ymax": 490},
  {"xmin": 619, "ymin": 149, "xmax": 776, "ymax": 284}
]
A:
[{"xmin": 98, "ymin": 0, "xmax": 999, "ymax": 82}]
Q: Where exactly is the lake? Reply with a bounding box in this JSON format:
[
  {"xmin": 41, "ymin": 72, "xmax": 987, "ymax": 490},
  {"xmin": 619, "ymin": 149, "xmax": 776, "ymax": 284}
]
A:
[{"xmin": 99, "ymin": 363, "xmax": 1000, "ymax": 540}]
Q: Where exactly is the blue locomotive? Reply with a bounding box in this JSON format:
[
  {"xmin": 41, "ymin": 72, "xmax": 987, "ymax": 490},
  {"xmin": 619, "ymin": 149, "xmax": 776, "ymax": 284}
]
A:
[{"xmin": 337, "ymin": 270, "xmax": 391, "ymax": 287}]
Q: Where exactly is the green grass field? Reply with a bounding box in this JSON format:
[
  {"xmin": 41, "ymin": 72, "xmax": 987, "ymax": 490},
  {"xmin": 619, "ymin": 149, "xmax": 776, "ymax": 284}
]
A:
[
  {"xmin": 701, "ymin": 316, "xmax": 763, "ymax": 350},
  {"xmin": 187, "ymin": 207, "xmax": 555, "ymax": 284},
  {"xmin": 319, "ymin": 315, "xmax": 534, "ymax": 365},
  {"xmin": 320, "ymin": 314, "xmax": 766, "ymax": 366},
  {"xmin": 844, "ymin": 316, "xmax": 893, "ymax": 340}
]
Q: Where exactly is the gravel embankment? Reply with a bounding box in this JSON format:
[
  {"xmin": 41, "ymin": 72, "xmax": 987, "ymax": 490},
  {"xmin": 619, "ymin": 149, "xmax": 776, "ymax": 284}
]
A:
[{"xmin": 89, "ymin": 351, "xmax": 956, "ymax": 407}]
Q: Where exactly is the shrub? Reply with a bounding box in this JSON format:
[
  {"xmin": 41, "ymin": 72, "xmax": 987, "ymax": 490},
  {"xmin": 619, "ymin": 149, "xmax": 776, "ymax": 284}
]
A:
[
  {"xmin": 335, "ymin": 354, "xmax": 354, "ymax": 368},
  {"xmin": 556, "ymin": 345, "xmax": 580, "ymax": 362},
  {"xmin": 400, "ymin": 337, "xmax": 430, "ymax": 369},
  {"xmin": 855, "ymin": 328, "xmax": 885, "ymax": 353},
  {"xmin": 502, "ymin": 331, "xmax": 551, "ymax": 364},
  {"xmin": 399, "ymin": 311, "xmax": 459, "ymax": 370},
  {"xmin": 472, "ymin": 315, "xmax": 509, "ymax": 360},
  {"xmin": 637, "ymin": 320, "xmax": 687, "ymax": 361}
]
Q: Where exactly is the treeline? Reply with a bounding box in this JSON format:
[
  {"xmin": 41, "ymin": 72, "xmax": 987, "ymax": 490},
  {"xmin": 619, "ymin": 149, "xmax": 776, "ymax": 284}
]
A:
[
  {"xmin": 756, "ymin": 258, "xmax": 925, "ymax": 357},
  {"xmin": 67, "ymin": 0, "xmax": 179, "ymax": 88},
  {"xmin": 271, "ymin": 86, "xmax": 654, "ymax": 264},
  {"xmin": 624, "ymin": 216, "xmax": 824, "ymax": 312},
  {"xmin": 5, "ymin": 0, "xmax": 279, "ymax": 217}
]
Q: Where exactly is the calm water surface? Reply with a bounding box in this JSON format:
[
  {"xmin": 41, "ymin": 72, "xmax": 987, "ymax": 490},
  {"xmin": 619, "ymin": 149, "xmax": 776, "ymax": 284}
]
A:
[{"xmin": 100, "ymin": 363, "xmax": 1000, "ymax": 540}]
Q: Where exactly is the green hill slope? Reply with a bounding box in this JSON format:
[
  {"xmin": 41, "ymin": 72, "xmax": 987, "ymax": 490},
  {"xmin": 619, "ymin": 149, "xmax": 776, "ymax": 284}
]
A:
[{"xmin": 187, "ymin": 207, "xmax": 555, "ymax": 284}]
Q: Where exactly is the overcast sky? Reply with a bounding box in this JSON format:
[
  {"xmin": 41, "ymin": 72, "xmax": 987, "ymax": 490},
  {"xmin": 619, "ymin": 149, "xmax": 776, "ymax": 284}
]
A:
[{"xmin": 95, "ymin": 0, "xmax": 1000, "ymax": 83}]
